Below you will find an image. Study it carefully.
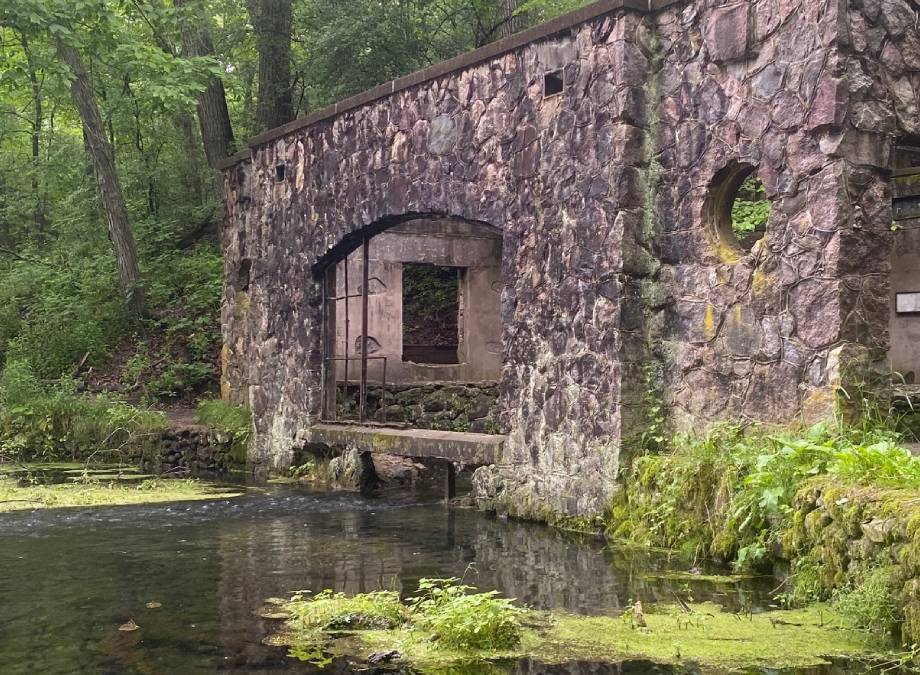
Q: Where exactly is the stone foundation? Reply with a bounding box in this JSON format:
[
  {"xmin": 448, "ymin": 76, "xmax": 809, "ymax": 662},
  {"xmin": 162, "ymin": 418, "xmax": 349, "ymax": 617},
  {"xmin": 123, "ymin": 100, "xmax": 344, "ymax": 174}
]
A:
[
  {"xmin": 336, "ymin": 382, "xmax": 500, "ymax": 433},
  {"xmin": 129, "ymin": 426, "xmax": 244, "ymax": 475}
]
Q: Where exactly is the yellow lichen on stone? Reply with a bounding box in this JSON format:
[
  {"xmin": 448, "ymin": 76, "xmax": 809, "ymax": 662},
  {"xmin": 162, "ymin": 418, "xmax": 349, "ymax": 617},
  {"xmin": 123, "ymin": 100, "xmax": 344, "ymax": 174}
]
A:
[{"xmin": 703, "ymin": 303, "xmax": 717, "ymax": 341}]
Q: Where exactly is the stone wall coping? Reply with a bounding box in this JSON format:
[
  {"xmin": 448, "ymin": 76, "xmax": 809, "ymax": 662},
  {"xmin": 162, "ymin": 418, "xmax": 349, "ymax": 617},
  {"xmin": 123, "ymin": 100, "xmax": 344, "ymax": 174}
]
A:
[{"xmin": 217, "ymin": 0, "xmax": 680, "ymax": 170}]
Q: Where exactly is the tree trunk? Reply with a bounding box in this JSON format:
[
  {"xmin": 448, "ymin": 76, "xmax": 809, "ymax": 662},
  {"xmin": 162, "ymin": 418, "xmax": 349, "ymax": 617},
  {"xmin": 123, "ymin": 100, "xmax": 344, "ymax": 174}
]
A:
[
  {"xmin": 177, "ymin": 113, "xmax": 206, "ymax": 203},
  {"xmin": 57, "ymin": 40, "xmax": 146, "ymax": 318},
  {"xmin": 20, "ymin": 34, "xmax": 47, "ymax": 239},
  {"xmin": 246, "ymin": 0, "xmax": 294, "ymax": 133},
  {"xmin": 475, "ymin": 0, "xmax": 523, "ymax": 47},
  {"xmin": 174, "ymin": 0, "xmax": 236, "ymax": 168}
]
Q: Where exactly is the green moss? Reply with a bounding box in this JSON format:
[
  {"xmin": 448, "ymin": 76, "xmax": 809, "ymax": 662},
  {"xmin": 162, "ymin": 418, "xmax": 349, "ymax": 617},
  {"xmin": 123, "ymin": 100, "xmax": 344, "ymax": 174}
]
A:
[
  {"xmin": 270, "ymin": 591, "xmax": 878, "ymax": 672},
  {"xmin": 0, "ymin": 475, "xmax": 243, "ymax": 512}
]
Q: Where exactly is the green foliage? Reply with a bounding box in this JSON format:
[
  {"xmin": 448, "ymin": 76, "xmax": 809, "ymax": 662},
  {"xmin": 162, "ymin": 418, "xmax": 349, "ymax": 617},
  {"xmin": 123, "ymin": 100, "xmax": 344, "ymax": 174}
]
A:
[
  {"xmin": 284, "ymin": 577, "xmax": 526, "ymax": 660},
  {"xmin": 730, "ymin": 176, "xmax": 771, "ymax": 241},
  {"xmin": 288, "ymin": 588, "xmax": 406, "ymax": 636},
  {"xmin": 609, "ymin": 421, "xmax": 918, "ymax": 570},
  {"xmin": 0, "ymin": 358, "xmax": 166, "ymax": 462},
  {"xmin": 408, "ymin": 577, "xmax": 525, "ymax": 650},
  {"xmin": 196, "ymin": 399, "xmax": 251, "ymax": 445},
  {"xmin": 833, "ymin": 566, "xmax": 902, "ymax": 637}
]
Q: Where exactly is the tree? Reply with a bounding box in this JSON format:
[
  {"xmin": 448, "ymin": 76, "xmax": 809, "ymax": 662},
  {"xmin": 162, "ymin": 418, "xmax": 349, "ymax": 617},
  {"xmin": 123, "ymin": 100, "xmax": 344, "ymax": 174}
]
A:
[
  {"xmin": 174, "ymin": 0, "xmax": 236, "ymax": 168},
  {"xmin": 246, "ymin": 0, "xmax": 294, "ymax": 132},
  {"xmin": 56, "ymin": 39, "xmax": 146, "ymax": 318}
]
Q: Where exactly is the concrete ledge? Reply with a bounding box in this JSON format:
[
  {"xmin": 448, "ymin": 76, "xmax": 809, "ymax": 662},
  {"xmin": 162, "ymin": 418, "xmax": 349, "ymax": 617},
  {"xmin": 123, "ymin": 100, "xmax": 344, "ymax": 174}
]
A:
[{"xmin": 305, "ymin": 423, "xmax": 504, "ymax": 465}]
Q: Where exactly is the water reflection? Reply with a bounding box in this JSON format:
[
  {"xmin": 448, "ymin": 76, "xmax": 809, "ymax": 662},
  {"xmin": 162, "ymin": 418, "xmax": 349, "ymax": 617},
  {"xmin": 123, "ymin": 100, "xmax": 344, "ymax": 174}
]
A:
[{"xmin": 0, "ymin": 486, "xmax": 860, "ymax": 674}]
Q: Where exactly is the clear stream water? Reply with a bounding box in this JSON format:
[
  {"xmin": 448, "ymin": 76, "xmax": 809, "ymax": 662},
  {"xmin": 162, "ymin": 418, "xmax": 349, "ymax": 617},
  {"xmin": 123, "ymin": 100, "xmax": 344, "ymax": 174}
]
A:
[{"xmin": 0, "ymin": 482, "xmax": 872, "ymax": 674}]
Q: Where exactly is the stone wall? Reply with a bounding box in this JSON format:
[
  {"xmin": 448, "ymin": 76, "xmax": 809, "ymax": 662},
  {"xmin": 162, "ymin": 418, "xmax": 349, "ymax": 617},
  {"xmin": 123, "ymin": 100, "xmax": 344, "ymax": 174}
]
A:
[
  {"xmin": 220, "ymin": 0, "xmax": 920, "ymax": 520},
  {"xmin": 131, "ymin": 427, "xmax": 244, "ymax": 475},
  {"xmin": 786, "ymin": 477, "xmax": 920, "ymax": 646},
  {"xmin": 337, "ymin": 382, "xmax": 500, "ymax": 432}
]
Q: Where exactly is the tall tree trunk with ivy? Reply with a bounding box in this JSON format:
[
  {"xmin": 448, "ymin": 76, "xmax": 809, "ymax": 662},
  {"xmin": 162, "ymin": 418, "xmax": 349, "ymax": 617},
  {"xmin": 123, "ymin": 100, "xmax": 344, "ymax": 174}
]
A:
[
  {"xmin": 57, "ymin": 40, "xmax": 146, "ymax": 319},
  {"xmin": 246, "ymin": 0, "xmax": 294, "ymax": 132}
]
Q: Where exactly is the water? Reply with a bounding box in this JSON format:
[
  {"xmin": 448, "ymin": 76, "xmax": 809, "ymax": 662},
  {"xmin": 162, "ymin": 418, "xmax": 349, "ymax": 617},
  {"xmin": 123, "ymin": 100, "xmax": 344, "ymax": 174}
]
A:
[{"xmin": 0, "ymin": 485, "xmax": 866, "ymax": 674}]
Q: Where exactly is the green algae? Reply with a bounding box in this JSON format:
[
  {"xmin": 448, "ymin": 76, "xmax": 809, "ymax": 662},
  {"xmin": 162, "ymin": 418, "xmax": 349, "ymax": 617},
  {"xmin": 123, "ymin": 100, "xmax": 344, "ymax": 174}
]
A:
[
  {"xmin": 268, "ymin": 590, "xmax": 880, "ymax": 673},
  {"xmin": 643, "ymin": 571, "xmax": 760, "ymax": 584},
  {"xmin": 0, "ymin": 475, "xmax": 244, "ymax": 512}
]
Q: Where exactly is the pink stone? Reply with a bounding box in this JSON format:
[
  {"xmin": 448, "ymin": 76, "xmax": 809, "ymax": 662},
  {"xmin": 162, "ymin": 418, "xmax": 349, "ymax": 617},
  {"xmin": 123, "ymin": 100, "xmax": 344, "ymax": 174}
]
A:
[
  {"xmin": 806, "ymin": 76, "xmax": 847, "ymax": 130},
  {"xmin": 703, "ymin": 3, "xmax": 750, "ymax": 64}
]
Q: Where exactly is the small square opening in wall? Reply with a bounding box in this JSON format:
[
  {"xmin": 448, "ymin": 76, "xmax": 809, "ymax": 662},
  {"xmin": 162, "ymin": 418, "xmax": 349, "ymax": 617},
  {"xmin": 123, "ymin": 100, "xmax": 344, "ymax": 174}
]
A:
[
  {"xmin": 543, "ymin": 69, "xmax": 564, "ymax": 98},
  {"xmin": 275, "ymin": 164, "xmax": 286, "ymax": 182}
]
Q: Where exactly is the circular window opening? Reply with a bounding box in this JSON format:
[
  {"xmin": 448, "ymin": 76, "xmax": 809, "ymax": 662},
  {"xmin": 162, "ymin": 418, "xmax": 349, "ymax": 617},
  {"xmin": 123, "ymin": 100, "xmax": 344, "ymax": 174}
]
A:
[{"xmin": 706, "ymin": 163, "xmax": 772, "ymax": 255}]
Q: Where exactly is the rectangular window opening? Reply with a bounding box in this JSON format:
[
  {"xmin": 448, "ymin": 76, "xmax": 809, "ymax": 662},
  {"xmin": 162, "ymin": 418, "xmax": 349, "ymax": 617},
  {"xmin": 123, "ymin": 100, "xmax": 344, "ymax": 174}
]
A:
[
  {"xmin": 275, "ymin": 164, "xmax": 286, "ymax": 182},
  {"xmin": 402, "ymin": 263, "xmax": 461, "ymax": 364},
  {"xmin": 544, "ymin": 69, "xmax": 564, "ymax": 98}
]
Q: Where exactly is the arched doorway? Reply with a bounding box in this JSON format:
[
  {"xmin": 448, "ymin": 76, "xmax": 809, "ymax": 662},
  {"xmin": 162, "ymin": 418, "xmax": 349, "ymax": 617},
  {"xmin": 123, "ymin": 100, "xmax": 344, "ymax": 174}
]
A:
[{"xmin": 320, "ymin": 216, "xmax": 502, "ymax": 427}]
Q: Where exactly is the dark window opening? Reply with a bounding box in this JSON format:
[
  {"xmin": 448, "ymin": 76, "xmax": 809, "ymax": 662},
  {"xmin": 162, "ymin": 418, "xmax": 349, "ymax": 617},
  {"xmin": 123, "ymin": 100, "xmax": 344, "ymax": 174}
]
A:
[
  {"xmin": 275, "ymin": 164, "xmax": 286, "ymax": 182},
  {"xmin": 402, "ymin": 263, "xmax": 460, "ymax": 364},
  {"xmin": 544, "ymin": 70, "xmax": 564, "ymax": 98}
]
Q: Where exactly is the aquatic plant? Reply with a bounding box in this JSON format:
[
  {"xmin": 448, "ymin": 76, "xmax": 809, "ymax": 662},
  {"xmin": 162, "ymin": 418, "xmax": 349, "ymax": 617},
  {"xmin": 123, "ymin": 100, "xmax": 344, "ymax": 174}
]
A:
[
  {"xmin": 408, "ymin": 577, "xmax": 525, "ymax": 650},
  {"xmin": 0, "ymin": 474, "xmax": 242, "ymax": 512}
]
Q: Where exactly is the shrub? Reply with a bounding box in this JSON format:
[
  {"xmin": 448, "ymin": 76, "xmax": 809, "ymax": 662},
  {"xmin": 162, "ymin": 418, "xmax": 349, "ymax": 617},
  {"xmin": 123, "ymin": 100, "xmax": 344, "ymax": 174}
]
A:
[{"xmin": 408, "ymin": 578, "xmax": 525, "ymax": 650}]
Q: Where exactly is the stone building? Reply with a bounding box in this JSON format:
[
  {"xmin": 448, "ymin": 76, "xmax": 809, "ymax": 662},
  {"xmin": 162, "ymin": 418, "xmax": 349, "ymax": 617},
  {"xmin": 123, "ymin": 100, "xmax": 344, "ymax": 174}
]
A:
[{"xmin": 219, "ymin": 0, "xmax": 920, "ymax": 520}]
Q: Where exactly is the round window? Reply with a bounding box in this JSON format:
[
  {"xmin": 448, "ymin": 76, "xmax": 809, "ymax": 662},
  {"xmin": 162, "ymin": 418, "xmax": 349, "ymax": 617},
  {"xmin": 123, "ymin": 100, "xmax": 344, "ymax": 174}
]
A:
[{"xmin": 706, "ymin": 163, "xmax": 771, "ymax": 255}]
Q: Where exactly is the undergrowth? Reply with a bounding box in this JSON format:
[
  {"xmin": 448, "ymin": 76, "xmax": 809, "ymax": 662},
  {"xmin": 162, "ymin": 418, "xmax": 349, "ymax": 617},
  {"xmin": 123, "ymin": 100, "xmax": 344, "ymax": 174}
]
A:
[
  {"xmin": 197, "ymin": 399, "xmax": 251, "ymax": 444},
  {"xmin": 609, "ymin": 421, "xmax": 917, "ymax": 569},
  {"xmin": 0, "ymin": 359, "xmax": 166, "ymax": 462},
  {"xmin": 610, "ymin": 419, "xmax": 920, "ymax": 649}
]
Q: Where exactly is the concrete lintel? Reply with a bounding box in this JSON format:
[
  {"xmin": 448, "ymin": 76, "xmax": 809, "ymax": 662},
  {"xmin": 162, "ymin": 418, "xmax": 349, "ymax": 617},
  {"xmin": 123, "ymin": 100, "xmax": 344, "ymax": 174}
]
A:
[{"xmin": 305, "ymin": 423, "xmax": 504, "ymax": 465}]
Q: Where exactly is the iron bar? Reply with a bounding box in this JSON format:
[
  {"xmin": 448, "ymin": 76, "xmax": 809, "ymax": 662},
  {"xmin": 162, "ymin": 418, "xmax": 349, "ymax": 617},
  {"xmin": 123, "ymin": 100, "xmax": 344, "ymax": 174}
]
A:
[
  {"xmin": 359, "ymin": 234, "xmax": 370, "ymax": 423},
  {"xmin": 381, "ymin": 355, "xmax": 387, "ymax": 423},
  {"xmin": 343, "ymin": 256, "xmax": 350, "ymax": 398}
]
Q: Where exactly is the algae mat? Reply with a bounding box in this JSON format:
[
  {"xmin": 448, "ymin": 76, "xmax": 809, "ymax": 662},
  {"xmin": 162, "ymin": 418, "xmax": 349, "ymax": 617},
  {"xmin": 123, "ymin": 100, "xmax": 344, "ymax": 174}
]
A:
[
  {"xmin": 271, "ymin": 600, "xmax": 880, "ymax": 672},
  {"xmin": 0, "ymin": 475, "xmax": 243, "ymax": 512}
]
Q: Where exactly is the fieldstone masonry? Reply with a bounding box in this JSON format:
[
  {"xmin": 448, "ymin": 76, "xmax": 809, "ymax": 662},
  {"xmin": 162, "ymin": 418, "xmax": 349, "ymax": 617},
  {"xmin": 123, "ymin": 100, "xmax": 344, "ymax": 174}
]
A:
[{"xmin": 220, "ymin": 0, "xmax": 920, "ymax": 521}]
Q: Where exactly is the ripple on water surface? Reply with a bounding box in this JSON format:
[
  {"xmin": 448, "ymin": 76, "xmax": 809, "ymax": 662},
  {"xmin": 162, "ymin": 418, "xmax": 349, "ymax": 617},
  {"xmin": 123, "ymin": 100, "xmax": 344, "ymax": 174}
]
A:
[{"xmin": 0, "ymin": 485, "xmax": 868, "ymax": 674}]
